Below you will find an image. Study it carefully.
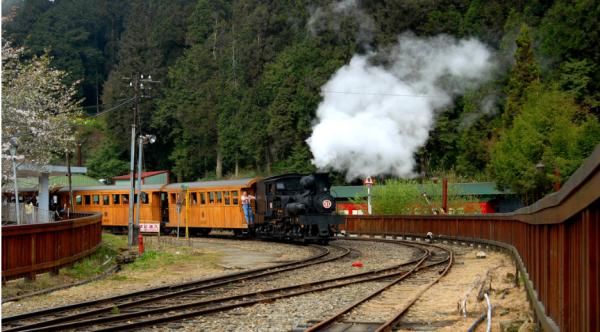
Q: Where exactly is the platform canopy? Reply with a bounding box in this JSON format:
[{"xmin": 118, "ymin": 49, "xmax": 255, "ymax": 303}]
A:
[
  {"xmin": 5, "ymin": 164, "xmax": 87, "ymax": 218},
  {"xmin": 14, "ymin": 164, "xmax": 87, "ymax": 178}
]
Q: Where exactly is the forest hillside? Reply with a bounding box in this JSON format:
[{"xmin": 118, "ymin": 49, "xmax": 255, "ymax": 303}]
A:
[{"xmin": 2, "ymin": 0, "xmax": 599, "ymax": 201}]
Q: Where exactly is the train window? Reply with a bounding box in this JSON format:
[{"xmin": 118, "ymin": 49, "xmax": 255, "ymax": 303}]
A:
[
  {"xmin": 84, "ymin": 195, "xmax": 91, "ymax": 205},
  {"xmin": 276, "ymin": 182, "xmax": 285, "ymax": 190},
  {"xmin": 141, "ymin": 192, "xmax": 149, "ymax": 204},
  {"xmin": 224, "ymin": 191, "xmax": 230, "ymax": 205},
  {"xmin": 209, "ymin": 192, "xmax": 214, "ymax": 204},
  {"xmin": 134, "ymin": 194, "xmax": 138, "ymax": 204},
  {"xmin": 76, "ymin": 195, "xmax": 82, "ymax": 205},
  {"xmin": 103, "ymin": 195, "xmax": 110, "ymax": 205},
  {"xmin": 216, "ymin": 191, "xmax": 222, "ymax": 204},
  {"xmin": 191, "ymin": 193, "xmax": 197, "ymax": 205},
  {"xmin": 232, "ymin": 191, "xmax": 239, "ymax": 205},
  {"xmin": 113, "ymin": 194, "xmax": 120, "ymax": 204},
  {"xmin": 170, "ymin": 193, "xmax": 176, "ymax": 204},
  {"xmin": 93, "ymin": 195, "xmax": 100, "ymax": 205},
  {"xmin": 122, "ymin": 194, "xmax": 129, "ymax": 204},
  {"xmin": 200, "ymin": 193, "xmax": 206, "ymax": 204}
]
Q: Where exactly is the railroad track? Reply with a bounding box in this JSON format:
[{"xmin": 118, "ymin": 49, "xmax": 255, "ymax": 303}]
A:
[
  {"xmin": 3, "ymin": 240, "xmax": 427, "ymax": 331},
  {"xmin": 2, "ymin": 243, "xmax": 344, "ymax": 332},
  {"xmin": 300, "ymin": 239, "xmax": 453, "ymax": 332}
]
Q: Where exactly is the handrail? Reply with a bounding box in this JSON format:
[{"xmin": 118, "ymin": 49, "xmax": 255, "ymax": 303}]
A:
[{"xmin": 2, "ymin": 212, "xmax": 103, "ymax": 281}]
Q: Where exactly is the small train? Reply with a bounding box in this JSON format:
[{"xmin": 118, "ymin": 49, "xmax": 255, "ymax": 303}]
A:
[{"xmin": 57, "ymin": 173, "xmax": 343, "ymax": 243}]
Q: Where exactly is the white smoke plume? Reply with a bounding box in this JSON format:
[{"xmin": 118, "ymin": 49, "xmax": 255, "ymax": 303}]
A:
[
  {"xmin": 307, "ymin": 0, "xmax": 375, "ymax": 46},
  {"xmin": 307, "ymin": 33, "xmax": 496, "ymax": 180}
]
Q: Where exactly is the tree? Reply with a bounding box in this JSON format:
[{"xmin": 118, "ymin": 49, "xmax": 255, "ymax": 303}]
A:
[
  {"xmin": 502, "ymin": 24, "xmax": 540, "ymax": 127},
  {"xmin": 490, "ymin": 84, "xmax": 600, "ymax": 202},
  {"xmin": 1, "ymin": 44, "xmax": 82, "ymax": 179}
]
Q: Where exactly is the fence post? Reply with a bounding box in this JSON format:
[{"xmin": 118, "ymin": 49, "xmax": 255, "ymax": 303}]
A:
[{"xmin": 26, "ymin": 235, "xmax": 37, "ymax": 281}]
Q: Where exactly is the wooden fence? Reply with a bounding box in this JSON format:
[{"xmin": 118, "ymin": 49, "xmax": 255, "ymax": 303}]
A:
[
  {"xmin": 343, "ymin": 145, "xmax": 600, "ymax": 332},
  {"xmin": 2, "ymin": 212, "xmax": 102, "ymax": 282}
]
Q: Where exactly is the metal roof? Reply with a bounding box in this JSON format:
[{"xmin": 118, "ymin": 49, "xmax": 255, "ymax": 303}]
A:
[
  {"xmin": 331, "ymin": 182, "xmax": 512, "ymax": 199},
  {"xmin": 2, "ymin": 175, "xmax": 104, "ymax": 193},
  {"xmin": 164, "ymin": 178, "xmax": 256, "ymax": 190},
  {"xmin": 112, "ymin": 170, "xmax": 169, "ymax": 180},
  {"xmin": 57, "ymin": 184, "xmax": 165, "ymax": 192}
]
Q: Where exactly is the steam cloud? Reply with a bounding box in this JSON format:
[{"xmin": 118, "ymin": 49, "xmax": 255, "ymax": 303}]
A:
[
  {"xmin": 308, "ymin": 0, "xmax": 375, "ymax": 46},
  {"xmin": 307, "ymin": 33, "xmax": 496, "ymax": 180}
]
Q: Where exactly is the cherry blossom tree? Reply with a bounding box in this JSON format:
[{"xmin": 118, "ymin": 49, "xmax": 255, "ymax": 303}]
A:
[{"xmin": 2, "ymin": 43, "xmax": 82, "ymax": 182}]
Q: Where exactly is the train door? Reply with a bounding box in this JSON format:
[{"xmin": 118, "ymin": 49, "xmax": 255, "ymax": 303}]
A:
[{"xmin": 160, "ymin": 192, "xmax": 169, "ymax": 230}]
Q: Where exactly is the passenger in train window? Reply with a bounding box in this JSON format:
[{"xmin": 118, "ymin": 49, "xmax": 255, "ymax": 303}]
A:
[{"xmin": 241, "ymin": 191, "xmax": 255, "ymax": 225}]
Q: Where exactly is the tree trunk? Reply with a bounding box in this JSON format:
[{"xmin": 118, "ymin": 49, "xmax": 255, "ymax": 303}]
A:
[
  {"xmin": 213, "ymin": 16, "xmax": 217, "ymax": 60},
  {"xmin": 216, "ymin": 150, "xmax": 223, "ymax": 179},
  {"xmin": 66, "ymin": 152, "xmax": 73, "ymax": 215},
  {"xmin": 265, "ymin": 143, "xmax": 271, "ymax": 176},
  {"xmin": 235, "ymin": 152, "xmax": 239, "ymax": 178}
]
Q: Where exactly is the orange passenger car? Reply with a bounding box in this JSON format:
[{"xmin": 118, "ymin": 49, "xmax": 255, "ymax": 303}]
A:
[
  {"xmin": 163, "ymin": 178, "xmax": 257, "ymax": 235},
  {"xmin": 58, "ymin": 185, "xmax": 165, "ymax": 231}
]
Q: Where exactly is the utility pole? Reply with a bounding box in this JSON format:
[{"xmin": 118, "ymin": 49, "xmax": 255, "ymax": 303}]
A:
[
  {"xmin": 9, "ymin": 138, "xmax": 21, "ymax": 225},
  {"xmin": 126, "ymin": 74, "xmax": 160, "ymax": 248},
  {"xmin": 136, "ymin": 134, "xmax": 156, "ymax": 234}
]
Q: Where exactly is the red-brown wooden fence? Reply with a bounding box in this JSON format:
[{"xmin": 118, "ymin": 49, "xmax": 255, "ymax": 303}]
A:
[
  {"xmin": 343, "ymin": 145, "xmax": 600, "ymax": 332},
  {"xmin": 2, "ymin": 212, "xmax": 102, "ymax": 282}
]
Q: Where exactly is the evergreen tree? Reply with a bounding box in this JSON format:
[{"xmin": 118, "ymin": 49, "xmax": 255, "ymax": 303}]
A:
[
  {"xmin": 491, "ymin": 84, "xmax": 600, "ymax": 202},
  {"xmin": 502, "ymin": 24, "xmax": 540, "ymax": 127}
]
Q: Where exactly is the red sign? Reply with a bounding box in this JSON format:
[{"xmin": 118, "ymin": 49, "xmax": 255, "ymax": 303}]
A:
[
  {"xmin": 363, "ymin": 177, "xmax": 374, "ymax": 185},
  {"xmin": 322, "ymin": 199, "xmax": 332, "ymax": 209}
]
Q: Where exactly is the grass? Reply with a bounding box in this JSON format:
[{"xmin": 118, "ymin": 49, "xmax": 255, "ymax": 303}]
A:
[
  {"xmin": 62, "ymin": 233, "xmax": 125, "ymax": 279},
  {"xmin": 123, "ymin": 244, "xmax": 221, "ymax": 273}
]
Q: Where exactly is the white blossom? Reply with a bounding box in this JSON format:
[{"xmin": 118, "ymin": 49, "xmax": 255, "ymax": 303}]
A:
[{"xmin": 1, "ymin": 43, "xmax": 82, "ymax": 185}]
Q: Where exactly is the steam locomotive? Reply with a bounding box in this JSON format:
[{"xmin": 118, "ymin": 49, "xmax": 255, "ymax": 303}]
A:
[{"xmin": 254, "ymin": 173, "xmax": 344, "ymax": 244}]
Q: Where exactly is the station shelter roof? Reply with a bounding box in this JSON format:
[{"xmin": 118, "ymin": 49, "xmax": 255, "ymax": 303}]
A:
[
  {"xmin": 331, "ymin": 182, "xmax": 512, "ymax": 200},
  {"xmin": 113, "ymin": 170, "xmax": 170, "ymax": 185},
  {"xmin": 3, "ymin": 174, "xmax": 102, "ymax": 193}
]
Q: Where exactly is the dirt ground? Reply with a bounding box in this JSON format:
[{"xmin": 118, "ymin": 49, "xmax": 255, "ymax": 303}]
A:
[
  {"xmin": 1, "ymin": 236, "xmax": 314, "ymax": 317},
  {"xmin": 397, "ymin": 242, "xmax": 535, "ymax": 332}
]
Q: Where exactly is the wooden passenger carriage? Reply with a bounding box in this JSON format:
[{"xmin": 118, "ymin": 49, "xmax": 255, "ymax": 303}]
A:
[
  {"xmin": 58, "ymin": 185, "xmax": 165, "ymax": 231},
  {"xmin": 163, "ymin": 178, "xmax": 257, "ymax": 234},
  {"xmin": 57, "ymin": 178, "xmax": 258, "ymax": 234}
]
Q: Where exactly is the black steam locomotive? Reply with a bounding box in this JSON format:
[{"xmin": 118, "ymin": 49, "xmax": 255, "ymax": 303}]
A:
[{"xmin": 253, "ymin": 173, "xmax": 344, "ymax": 244}]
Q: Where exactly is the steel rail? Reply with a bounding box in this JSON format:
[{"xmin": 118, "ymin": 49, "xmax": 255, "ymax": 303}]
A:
[
  {"xmin": 375, "ymin": 245, "xmax": 453, "ymax": 332},
  {"xmin": 26, "ymin": 241, "xmax": 429, "ymax": 331},
  {"xmin": 3, "ymin": 244, "xmax": 338, "ymax": 331},
  {"xmin": 304, "ymin": 240, "xmax": 452, "ymax": 332}
]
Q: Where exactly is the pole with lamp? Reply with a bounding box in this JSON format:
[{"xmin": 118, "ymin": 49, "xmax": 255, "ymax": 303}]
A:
[
  {"xmin": 9, "ymin": 137, "xmax": 21, "ymax": 225},
  {"xmin": 127, "ymin": 74, "xmax": 160, "ymax": 248},
  {"xmin": 135, "ymin": 134, "xmax": 156, "ymax": 254},
  {"xmin": 364, "ymin": 177, "xmax": 374, "ymax": 215},
  {"xmin": 535, "ymin": 161, "xmax": 561, "ymax": 194}
]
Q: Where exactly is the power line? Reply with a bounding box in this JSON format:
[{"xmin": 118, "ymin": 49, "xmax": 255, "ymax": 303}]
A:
[
  {"xmin": 321, "ymin": 90, "xmax": 446, "ymax": 98},
  {"xmin": 89, "ymin": 97, "xmax": 136, "ymax": 118},
  {"xmin": 81, "ymin": 98, "xmax": 131, "ymax": 110}
]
